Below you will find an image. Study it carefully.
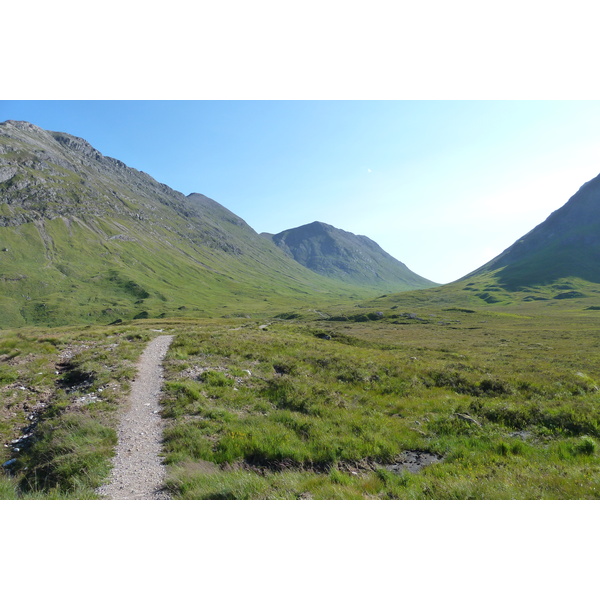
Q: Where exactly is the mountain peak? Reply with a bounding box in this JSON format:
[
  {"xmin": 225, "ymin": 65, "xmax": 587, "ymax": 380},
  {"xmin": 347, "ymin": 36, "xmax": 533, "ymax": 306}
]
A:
[
  {"xmin": 0, "ymin": 121, "xmax": 379, "ymax": 327},
  {"xmin": 1, "ymin": 120, "xmax": 45, "ymax": 133},
  {"xmin": 306, "ymin": 220, "xmax": 333, "ymax": 229},
  {"xmin": 270, "ymin": 221, "xmax": 436, "ymax": 291}
]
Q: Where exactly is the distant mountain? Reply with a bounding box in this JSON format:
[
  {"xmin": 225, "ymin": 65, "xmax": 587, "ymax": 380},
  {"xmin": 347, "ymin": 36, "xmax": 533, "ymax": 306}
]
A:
[
  {"xmin": 266, "ymin": 221, "xmax": 437, "ymax": 291},
  {"xmin": 464, "ymin": 172, "xmax": 600, "ymax": 289},
  {"xmin": 0, "ymin": 121, "xmax": 369, "ymax": 327}
]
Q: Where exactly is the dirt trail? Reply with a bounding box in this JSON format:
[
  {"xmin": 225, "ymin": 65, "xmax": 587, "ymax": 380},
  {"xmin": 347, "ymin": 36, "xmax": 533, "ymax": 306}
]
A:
[{"xmin": 96, "ymin": 335, "xmax": 173, "ymax": 500}]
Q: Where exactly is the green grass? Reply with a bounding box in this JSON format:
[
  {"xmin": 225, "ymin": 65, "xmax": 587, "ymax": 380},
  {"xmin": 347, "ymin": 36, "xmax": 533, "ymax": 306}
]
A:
[
  {"xmin": 0, "ymin": 322, "xmax": 152, "ymax": 498},
  {"xmin": 3, "ymin": 119, "xmax": 600, "ymax": 499},
  {"xmin": 3, "ymin": 293, "xmax": 600, "ymax": 500},
  {"xmin": 156, "ymin": 302, "xmax": 600, "ymax": 499}
]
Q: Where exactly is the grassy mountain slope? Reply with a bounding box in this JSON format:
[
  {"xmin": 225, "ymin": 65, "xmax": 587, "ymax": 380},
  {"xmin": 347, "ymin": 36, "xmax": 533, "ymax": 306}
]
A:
[
  {"xmin": 267, "ymin": 221, "xmax": 437, "ymax": 292},
  {"xmin": 463, "ymin": 172, "xmax": 600, "ymax": 290},
  {"xmin": 0, "ymin": 121, "xmax": 373, "ymax": 328},
  {"xmin": 352, "ymin": 169, "xmax": 600, "ymax": 314}
]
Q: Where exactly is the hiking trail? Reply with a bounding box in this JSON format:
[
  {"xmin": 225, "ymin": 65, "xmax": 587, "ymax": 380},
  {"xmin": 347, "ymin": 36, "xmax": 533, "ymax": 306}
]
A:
[{"xmin": 97, "ymin": 335, "xmax": 173, "ymax": 500}]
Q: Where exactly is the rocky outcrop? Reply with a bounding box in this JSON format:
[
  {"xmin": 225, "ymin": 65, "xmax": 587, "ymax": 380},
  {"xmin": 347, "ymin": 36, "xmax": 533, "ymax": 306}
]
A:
[{"xmin": 0, "ymin": 166, "xmax": 17, "ymax": 183}]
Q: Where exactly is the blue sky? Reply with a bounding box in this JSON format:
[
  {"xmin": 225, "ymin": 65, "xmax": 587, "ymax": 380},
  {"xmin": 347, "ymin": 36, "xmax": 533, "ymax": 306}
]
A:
[{"xmin": 3, "ymin": 100, "xmax": 600, "ymax": 283}]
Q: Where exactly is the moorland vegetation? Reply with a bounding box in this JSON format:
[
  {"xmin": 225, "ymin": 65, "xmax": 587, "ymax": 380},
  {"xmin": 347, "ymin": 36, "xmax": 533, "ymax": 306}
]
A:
[
  {"xmin": 1, "ymin": 120, "xmax": 600, "ymax": 499},
  {"xmin": 2, "ymin": 280, "xmax": 599, "ymax": 499}
]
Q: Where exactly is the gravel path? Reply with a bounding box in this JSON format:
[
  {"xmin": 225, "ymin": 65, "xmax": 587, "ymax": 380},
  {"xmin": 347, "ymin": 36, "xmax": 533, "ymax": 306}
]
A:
[{"xmin": 96, "ymin": 335, "xmax": 173, "ymax": 500}]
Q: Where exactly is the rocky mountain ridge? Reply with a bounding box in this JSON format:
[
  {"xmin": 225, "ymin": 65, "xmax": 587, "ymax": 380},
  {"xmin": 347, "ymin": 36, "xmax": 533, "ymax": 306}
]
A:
[{"xmin": 0, "ymin": 120, "xmax": 434, "ymax": 327}]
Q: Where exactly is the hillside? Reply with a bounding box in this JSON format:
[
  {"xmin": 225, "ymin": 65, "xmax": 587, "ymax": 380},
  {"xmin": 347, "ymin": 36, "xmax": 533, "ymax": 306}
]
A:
[
  {"xmin": 266, "ymin": 221, "xmax": 437, "ymax": 292},
  {"xmin": 345, "ymin": 171, "xmax": 600, "ymax": 313},
  {"xmin": 2, "ymin": 123, "xmax": 600, "ymax": 502},
  {"xmin": 0, "ymin": 121, "xmax": 371, "ymax": 327},
  {"xmin": 463, "ymin": 172, "xmax": 600, "ymax": 289}
]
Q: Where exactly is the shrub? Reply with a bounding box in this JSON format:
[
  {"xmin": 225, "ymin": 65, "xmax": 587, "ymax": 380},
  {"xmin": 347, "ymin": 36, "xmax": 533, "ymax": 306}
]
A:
[
  {"xmin": 166, "ymin": 380, "xmax": 202, "ymax": 402},
  {"xmin": 426, "ymin": 370, "xmax": 478, "ymax": 395},
  {"xmin": 272, "ymin": 360, "xmax": 298, "ymax": 375},
  {"xmin": 266, "ymin": 379, "xmax": 315, "ymax": 414},
  {"xmin": 200, "ymin": 370, "xmax": 233, "ymax": 387},
  {"xmin": 573, "ymin": 436, "xmax": 596, "ymax": 456},
  {"xmin": 478, "ymin": 378, "xmax": 513, "ymax": 396}
]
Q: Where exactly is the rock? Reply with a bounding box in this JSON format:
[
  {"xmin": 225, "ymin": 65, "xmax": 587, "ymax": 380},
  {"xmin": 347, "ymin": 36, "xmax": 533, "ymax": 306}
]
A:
[
  {"xmin": 509, "ymin": 431, "xmax": 532, "ymax": 440},
  {"xmin": 454, "ymin": 413, "xmax": 482, "ymax": 427},
  {"xmin": 0, "ymin": 166, "xmax": 17, "ymax": 183},
  {"xmin": 385, "ymin": 451, "xmax": 442, "ymax": 474}
]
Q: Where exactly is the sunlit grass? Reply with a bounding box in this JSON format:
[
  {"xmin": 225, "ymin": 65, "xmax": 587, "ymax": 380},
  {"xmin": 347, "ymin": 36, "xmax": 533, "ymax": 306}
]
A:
[
  {"xmin": 3, "ymin": 296, "xmax": 600, "ymax": 499},
  {"xmin": 157, "ymin": 304, "xmax": 600, "ymax": 499}
]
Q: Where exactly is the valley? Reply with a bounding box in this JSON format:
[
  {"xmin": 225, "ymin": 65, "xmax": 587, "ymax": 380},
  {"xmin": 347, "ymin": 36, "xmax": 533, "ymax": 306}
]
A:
[
  {"xmin": 2, "ymin": 287, "xmax": 599, "ymax": 499},
  {"xmin": 1, "ymin": 119, "xmax": 600, "ymax": 500}
]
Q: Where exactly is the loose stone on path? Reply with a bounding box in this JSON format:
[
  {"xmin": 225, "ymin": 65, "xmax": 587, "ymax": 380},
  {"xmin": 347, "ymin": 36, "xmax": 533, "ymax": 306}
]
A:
[{"xmin": 96, "ymin": 335, "xmax": 173, "ymax": 500}]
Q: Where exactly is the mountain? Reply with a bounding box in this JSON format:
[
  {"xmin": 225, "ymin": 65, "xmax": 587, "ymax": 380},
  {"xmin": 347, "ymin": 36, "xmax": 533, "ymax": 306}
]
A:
[
  {"xmin": 266, "ymin": 221, "xmax": 437, "ymax": 292},
  {"xmin": 463, "ymin": 172, "xmax": 600, "ymax": 290},
  {"xmin": 0, "ymin": 120, "xmax": 372, "ymax": 327},
  {"xmin": 334, "ymin": 171, "xmax": 600, "ymax": 314}
]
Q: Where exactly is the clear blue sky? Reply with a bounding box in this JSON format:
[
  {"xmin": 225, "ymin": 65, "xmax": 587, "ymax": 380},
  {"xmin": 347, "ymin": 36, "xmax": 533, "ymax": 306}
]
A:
[{"xmin": 3, "ymin": 100, "xmax": 600, "ymax": 283}]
